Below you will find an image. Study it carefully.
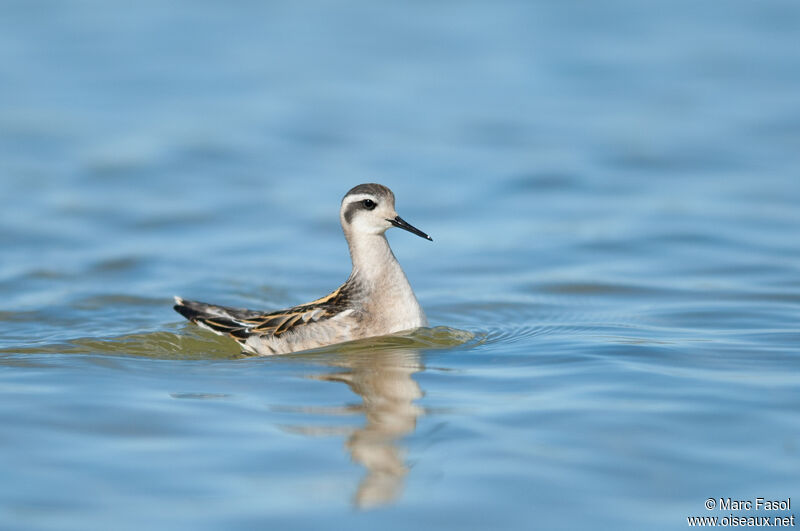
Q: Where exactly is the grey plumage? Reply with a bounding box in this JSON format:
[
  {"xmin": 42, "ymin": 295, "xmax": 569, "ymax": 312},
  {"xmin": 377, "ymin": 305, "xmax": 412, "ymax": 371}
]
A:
[{"xmin": 174, "ymin": 183, "xmax": 432, "ymax": 355}]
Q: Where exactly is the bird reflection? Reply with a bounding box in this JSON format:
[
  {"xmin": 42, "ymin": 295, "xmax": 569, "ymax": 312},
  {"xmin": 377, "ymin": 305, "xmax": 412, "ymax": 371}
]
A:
[{"xmin": 284, "ymin": 347, "xmax": 424, "ymax": 509}]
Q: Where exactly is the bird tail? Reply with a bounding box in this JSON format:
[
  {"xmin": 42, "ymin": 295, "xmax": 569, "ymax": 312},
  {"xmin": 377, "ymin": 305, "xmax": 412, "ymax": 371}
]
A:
[{"xmin": 173, "ymin": 296, "xmax": 254, "ymax": 341}]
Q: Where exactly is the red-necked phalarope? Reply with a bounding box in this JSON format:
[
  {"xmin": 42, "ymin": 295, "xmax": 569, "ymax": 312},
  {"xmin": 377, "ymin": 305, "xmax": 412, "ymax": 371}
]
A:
[{"xmin": 174, "ymin": 183, "xmax": 432, "ymax": 355}]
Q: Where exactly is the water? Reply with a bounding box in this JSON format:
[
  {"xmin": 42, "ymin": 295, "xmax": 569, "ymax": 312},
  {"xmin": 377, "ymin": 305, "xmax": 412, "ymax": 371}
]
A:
[{"xmin": 1, "ymin": 1, "xmax": 799, "ymax": 529}]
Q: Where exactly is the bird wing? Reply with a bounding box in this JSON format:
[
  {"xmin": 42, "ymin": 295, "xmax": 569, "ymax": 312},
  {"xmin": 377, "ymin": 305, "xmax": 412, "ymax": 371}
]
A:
[{"xmin": 174, "ymin": 284, "xmax": 354, "ymax": 345}]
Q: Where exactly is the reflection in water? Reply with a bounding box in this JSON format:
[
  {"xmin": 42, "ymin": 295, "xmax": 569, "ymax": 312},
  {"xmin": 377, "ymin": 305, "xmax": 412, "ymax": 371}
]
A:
[{"xmin": 290, "ymin": 348, "xmax": 424, "ymax": 509}]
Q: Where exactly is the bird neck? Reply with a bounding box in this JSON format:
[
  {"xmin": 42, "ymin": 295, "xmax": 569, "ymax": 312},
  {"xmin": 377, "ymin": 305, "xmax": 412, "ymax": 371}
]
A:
[
  {"xmin": 345, "ymin": 231, "xmax": 427, "ymax": 329},
  {"xmin": 347, "ymin": 233, "xmax": 406, "ymax": 286}
]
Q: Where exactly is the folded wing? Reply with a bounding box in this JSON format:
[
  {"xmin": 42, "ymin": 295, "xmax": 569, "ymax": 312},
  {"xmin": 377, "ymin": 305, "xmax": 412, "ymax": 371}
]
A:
[{"xmin": 173, "ymin": 286, "xmax": 353, "ymax": 348}]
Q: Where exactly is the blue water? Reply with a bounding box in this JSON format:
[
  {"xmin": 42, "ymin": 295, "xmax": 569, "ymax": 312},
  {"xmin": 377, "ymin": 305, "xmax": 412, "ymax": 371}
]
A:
[{"xmin": 1, "ymin": 1, "xmax": 799, "ymax": 530}]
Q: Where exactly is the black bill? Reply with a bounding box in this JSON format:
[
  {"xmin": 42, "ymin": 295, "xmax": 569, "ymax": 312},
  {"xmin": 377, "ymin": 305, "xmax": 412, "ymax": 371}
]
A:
[{"xmin": 388, "ymin": 216, "xmax": 433, "ymax": 241}]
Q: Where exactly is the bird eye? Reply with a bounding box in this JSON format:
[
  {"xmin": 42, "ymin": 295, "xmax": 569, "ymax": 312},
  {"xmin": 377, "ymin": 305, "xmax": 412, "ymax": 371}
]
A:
[{"xmin": 362, "ymin": 199, "xmax": 376, "ymax": 210}]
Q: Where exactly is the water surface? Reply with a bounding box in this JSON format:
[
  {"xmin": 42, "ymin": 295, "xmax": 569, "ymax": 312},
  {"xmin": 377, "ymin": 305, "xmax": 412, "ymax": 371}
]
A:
[{"xmin": 1, "ymin": 1, "xmax": 799, "ymax": 530}]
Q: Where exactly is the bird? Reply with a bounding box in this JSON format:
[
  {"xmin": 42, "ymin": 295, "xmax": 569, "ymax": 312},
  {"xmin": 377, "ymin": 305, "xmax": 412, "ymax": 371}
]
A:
[{"xmin": 174, "ymin": 183, "xmax": 432, "ymax": 355}]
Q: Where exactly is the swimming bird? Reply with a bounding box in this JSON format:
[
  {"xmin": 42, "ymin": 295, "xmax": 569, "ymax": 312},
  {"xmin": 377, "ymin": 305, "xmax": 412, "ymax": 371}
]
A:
[{"xmin": 174, "ymin": 183, "xmax": 432, "ymax": 355}]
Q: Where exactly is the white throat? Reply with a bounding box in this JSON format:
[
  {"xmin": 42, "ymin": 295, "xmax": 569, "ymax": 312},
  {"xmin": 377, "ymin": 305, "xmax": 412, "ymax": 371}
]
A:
[
  {"xmin": 345, "ymin": 230, "xmax": 427, "ymax": 330},
  {"xmin": 346, "ymin": 232, "xmax": 401, "ymax": 282}
]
